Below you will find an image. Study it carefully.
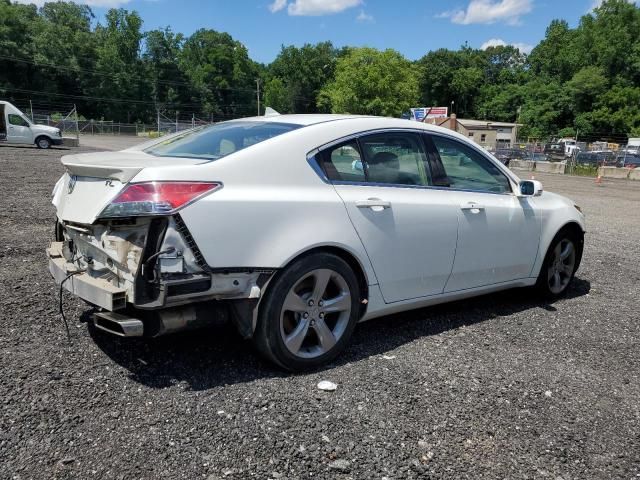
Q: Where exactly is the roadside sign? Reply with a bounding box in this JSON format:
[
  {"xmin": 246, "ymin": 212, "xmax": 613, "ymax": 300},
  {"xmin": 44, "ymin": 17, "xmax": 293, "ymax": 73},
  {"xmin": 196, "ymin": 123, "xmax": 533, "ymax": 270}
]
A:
[{"xmin": 410, "ymin": 107, "xmax": 448, "ymax": 122}]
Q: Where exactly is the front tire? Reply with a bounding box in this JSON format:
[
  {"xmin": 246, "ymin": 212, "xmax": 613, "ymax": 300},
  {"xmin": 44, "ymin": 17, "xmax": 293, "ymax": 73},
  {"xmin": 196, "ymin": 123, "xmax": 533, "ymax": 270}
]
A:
[
  {"xmin": 254, "ymin": 253, "xmax": 361, "ymax": 371},
  {"xmin": 536, "ymin": 228, "xmax": 582, "ymax": 299},
  {"xmin": 36, "ymin": 136, "xmax": 51, "ymax": 149}
]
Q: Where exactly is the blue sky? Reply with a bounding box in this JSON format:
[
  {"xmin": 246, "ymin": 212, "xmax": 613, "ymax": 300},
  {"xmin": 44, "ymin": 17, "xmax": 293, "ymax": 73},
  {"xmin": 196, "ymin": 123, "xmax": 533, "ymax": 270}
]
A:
[{"xmin": 17, "ymin": 0, "xmax": 613, "ymax": 63}]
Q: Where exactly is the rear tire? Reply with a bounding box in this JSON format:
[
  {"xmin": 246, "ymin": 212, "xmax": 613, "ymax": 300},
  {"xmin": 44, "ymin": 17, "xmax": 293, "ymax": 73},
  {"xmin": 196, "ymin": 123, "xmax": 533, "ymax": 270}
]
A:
[
  {"xmin": 36, "ymin": 136, "xmax": 51, "ymax": 149},
  {"xmin": 535, "ymin": 227, "xmax": 582, "ymax": 300},
  {"xmin": 254, "ymin": 252, "xmax": 360, "ymax": 371}
]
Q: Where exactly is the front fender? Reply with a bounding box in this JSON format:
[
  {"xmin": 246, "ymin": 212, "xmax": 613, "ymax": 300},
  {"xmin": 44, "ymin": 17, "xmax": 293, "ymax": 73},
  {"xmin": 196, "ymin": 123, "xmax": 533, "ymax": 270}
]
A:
[{"xmin": 530, "ymin": 191, "xmax": 586, "ymax": 277}]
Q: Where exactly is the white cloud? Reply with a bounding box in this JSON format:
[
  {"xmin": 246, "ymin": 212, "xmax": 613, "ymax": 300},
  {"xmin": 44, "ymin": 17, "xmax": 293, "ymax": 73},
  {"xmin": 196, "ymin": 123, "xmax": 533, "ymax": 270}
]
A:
[
  {"xmin": 481, "ymin": 37, "xmax": 533, "ymax": 54},
  {"xmin": 12, "ymin": 0, "xmax": 131, "ymax": 6},
  {"xmin": 356, "ymin": 9, "xmax": 374, "ymax": 22},
  {"xmin": 268, "ymin": 0, "xmax": 287, "ymax": 13},
  {"xmin": 439, "ymin": 0, "xmax": 533, "ymax": 25},
  {"xmin": 286, "ymin": 0, "xmax": 362, "ymax": 16}
]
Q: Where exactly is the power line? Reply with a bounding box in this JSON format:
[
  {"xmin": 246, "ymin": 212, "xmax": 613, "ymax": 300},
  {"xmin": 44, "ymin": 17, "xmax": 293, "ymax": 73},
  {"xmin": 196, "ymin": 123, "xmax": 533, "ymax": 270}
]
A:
[
  {"xmin": 0, "ymin": 55, "xmax": 318, "ymax": 103},
  {"xmin": 0, "ymin": 86, "xmax": 259, "ymax": 111},
  {"xmin": 0, "ymin": 54, "xmax": 260, "ymax": 94}
]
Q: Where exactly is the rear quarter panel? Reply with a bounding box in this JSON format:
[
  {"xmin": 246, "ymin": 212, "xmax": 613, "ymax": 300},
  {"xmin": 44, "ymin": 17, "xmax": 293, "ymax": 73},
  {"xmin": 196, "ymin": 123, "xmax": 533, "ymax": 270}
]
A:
[{"xmin": 132, "ymin": 121, "xmax": 389, "ymax": 285}]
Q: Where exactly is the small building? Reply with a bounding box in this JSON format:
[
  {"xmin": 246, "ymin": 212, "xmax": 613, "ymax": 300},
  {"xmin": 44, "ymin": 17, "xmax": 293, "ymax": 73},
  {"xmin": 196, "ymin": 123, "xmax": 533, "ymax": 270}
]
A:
[{"xmin": 424, "ymin": 114, "xmax": 520, "ymax": 150}]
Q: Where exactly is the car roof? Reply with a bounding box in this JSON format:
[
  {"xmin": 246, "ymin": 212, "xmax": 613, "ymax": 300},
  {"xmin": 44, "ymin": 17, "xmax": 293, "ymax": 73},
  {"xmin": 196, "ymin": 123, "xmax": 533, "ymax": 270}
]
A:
[
  {"xmin": 229, "ymin": 113, "xmax": 466, "ymax": 137},
  {"xmin": 230, "ymin": 114, "xmax": 378, "ymax": 126}
]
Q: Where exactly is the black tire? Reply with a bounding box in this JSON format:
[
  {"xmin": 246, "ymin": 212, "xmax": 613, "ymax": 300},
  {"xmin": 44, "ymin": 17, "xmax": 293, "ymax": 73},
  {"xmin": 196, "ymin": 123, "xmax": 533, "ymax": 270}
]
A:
[
  {"xmin": 36, "ymin": 136, "xmax": 51, "ymax": 149},
  {"xmin": 535, "ymin": 227, "xmax": 583, "ymax": 300},
  {"xmin": 254, "ymin": 252, "xmax": 361, "ymax": 371}
]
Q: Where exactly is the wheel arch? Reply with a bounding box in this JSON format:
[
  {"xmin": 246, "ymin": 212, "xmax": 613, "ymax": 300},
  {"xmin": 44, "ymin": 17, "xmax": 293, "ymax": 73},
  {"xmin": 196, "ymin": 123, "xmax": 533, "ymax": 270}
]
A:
[
  {"xmin": 535, "ymin": 220, "xmax": 585, "ymax": 277},
  {"xmin": 270, "ymin": 244, "xmax": 371, "ymax": 320},
  {"xmin": 34, "ymin": 134, "xmax": 52, "ymax": 145}
]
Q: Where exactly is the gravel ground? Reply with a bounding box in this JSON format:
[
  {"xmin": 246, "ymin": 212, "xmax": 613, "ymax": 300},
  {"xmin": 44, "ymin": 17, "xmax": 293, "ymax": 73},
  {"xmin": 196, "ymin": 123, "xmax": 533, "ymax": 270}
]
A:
[{"xmin": 1, "ymin": 144, "xmax": 639, "ymax": 479}]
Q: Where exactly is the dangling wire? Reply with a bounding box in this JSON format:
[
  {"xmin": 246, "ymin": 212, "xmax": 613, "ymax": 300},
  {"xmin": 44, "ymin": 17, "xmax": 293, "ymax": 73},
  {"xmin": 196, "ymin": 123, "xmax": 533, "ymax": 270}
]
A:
[{"xmin": 59, "ymin": 270, "xmax": 85, "ymax": 341}]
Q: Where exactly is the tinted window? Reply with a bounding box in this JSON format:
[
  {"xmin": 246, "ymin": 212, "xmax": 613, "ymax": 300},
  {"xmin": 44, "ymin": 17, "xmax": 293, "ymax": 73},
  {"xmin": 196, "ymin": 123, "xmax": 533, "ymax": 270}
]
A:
[
  {"xmin": 430, "ymin": 135, "xmax": 511, "ymax": 193},
  {"xmin": 8, "ymin": 114, "xmax": 29, "ymax": 127},
  {"xmin": 320, "ymin": 141, "xmax": 366, "ymax": 182},
  {"xmin": 359, "ymin": 132, "xmax": 430, "ymax": 186},
  {"xmin": 146, "ymin": 121, "xmax": 302, "ymax": 160}
]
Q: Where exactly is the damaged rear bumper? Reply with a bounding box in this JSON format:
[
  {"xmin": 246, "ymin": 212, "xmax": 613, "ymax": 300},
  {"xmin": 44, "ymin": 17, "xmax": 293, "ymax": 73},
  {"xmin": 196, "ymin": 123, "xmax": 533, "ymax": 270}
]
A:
[
  {"xmin": 48, "ymin": 241, "xmax": 127, "ymax": 311},
  {"xmin": 47, "ymin": 232, "xmax": 275, "ymax": 338}
]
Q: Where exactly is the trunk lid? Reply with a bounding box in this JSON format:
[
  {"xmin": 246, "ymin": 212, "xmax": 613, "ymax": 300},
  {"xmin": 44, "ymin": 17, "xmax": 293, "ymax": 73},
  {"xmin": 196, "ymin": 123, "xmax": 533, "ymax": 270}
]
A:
[{"xmin": 55, "ymin": 151, "xmax": 206, "ymax": 224}]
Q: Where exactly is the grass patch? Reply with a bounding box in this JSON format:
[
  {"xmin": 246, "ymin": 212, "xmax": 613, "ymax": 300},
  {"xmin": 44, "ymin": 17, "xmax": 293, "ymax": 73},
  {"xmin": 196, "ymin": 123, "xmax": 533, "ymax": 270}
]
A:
[{"xmin": 567, "ymin": 164, "xmax": 599, "ymax": 177}]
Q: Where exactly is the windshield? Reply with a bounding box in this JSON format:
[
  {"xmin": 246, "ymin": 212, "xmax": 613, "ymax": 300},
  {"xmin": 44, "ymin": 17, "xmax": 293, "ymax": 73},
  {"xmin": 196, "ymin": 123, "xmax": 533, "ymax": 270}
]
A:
[{"xmin": 145, "ymin": 121, "xmax": 302, "ymax": 160}]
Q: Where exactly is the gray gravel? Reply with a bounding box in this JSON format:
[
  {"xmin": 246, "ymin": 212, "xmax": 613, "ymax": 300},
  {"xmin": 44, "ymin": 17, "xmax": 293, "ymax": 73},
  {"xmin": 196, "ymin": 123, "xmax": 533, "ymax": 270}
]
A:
[{"xmin": 1, "ymin": 144, "xmax": 639, "ymax": 479}]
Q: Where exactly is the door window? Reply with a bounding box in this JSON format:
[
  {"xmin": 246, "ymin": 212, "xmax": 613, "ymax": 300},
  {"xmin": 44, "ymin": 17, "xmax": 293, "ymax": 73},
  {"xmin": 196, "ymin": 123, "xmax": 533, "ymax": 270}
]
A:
[
  {"xmin": 319, "ymin": 141, "xmax": 366, "ymax": 182},
  {"xmin": 358, "ymin": 132, "xmax": 430, "ymax": 186},
  {"xmin": 8, "ymin": 114, "xmax": 30, "ymax": 127},
  {"xmin": 429, "ymin": 135, "xmax": 511, "ymax": 193}
]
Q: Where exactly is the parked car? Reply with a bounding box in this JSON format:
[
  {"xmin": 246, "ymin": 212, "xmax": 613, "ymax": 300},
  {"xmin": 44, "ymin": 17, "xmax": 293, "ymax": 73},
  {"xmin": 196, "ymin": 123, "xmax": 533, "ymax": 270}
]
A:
[
  {"xmin": 544, "ymin": 143, "xmax": 566, "ymax": 162},
  {"xmin": 529, "ymin": 152, "xmax": 549, "ymax": 162},
  {"xmin": 48, "ymin": 115, "xmax": 585, "ymax": 370},
  {"xmin": 615, "ymin": 153, "xmax": 640, "ymax": 168},
  {"xmin": 576, "ymin": 151, "xmax": 616, "ymax": 166},
  {"xmin": 0, "ymin": 101, "xmax": 63, "ymax": 148}
]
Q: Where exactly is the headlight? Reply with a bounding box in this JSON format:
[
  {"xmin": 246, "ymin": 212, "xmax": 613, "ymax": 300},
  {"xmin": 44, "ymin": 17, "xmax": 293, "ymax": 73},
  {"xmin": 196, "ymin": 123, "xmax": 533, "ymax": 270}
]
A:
[
  {"xmin": 574, "ymin": 204, "xmax": 583, "ymax": 214},
  {"xmin": 56, "ymin": 129, "xmax": 62, "ymax": 137}
]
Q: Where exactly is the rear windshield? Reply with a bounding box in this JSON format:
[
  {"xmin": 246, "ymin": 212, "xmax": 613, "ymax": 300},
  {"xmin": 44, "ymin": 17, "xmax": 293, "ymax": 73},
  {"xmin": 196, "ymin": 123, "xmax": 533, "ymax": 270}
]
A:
[{"xmin": 145, "ymin": 121, "xmax": 302, "ymax": 160}]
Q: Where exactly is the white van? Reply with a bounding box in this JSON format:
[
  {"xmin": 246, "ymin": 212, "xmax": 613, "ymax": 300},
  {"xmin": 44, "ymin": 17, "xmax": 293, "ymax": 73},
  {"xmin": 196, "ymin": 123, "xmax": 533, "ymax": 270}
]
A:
[{"xmin": 0, "ymin": 101, "xmax": 63, "ymax": 149}]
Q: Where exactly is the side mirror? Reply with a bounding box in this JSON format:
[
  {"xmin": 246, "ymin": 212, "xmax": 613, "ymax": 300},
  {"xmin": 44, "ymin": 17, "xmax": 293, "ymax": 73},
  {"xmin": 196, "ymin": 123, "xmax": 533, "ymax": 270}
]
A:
[{"xmin": 519, "ymin": 180, "xmax": 543, "ymax": 197}]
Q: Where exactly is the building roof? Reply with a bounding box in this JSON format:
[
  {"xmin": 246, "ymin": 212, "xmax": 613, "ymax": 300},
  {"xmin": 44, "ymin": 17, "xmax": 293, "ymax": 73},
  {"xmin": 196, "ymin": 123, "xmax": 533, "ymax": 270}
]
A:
[{"xmin": 457, "ymin": 118, "xmax": 521, "ymax": 128}]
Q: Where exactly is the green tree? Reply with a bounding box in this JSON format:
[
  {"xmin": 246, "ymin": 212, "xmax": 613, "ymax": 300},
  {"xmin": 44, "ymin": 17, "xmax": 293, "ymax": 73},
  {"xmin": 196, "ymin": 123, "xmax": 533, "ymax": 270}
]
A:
[
  {"xmin": 0, "ymin": 0, "xmax": 39, "ymax": 92},
  {"xmin": 180, "ymin": 29, "xmax": 258, "ymax": 119},
  {"xmin": 566, "ymin": 66, "xmax": 608, "ymax": 112},
  {"xmin": 269, "ymin": 42, "xmax": 341, "ymax": 113},
  {"xmin": 319, "ymin": 47, "xmax": 419, "ymax": 117},
  {"xmin": 93, "ymin": 8, "xmax": 148, "ymax": 121},
  {"xmin": 263, "ymin": 77, "xmax": 293, "ymax": 113},
  {"xmin": 528, "ymin": 19, "xmax": 580, "ymax": 82},
  {"xmin": 143, "ymin": 27, "xmax": 193, "ymax": 115},
  {"xmin": 30, "ymin": 2, "xmax": 97, "ymax": 113}
]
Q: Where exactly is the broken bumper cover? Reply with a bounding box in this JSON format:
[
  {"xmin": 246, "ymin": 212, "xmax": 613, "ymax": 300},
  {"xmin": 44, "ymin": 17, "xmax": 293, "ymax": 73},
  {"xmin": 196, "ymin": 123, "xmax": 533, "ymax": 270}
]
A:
[{"xmin": 47, "ymin": 241, "xmax": 126, "ymax": 311}]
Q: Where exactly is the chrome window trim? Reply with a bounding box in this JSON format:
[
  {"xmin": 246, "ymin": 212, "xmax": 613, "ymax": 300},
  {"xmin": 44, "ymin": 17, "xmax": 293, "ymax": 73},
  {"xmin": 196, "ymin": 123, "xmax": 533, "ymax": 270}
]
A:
[
  {"xmin": 307, "ymin": 127, "xmax": 519, "ymax": 196},
  {"xmin": 330, "ymin": 180, "xmax": 514, "ymax": 196}
]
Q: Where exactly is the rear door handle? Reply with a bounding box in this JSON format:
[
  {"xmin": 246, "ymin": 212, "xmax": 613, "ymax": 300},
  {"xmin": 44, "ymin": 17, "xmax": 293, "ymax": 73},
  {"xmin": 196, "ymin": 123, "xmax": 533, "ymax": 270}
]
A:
[
  {"xmin": 356, "ymin": 198, "xmax": 391, "ymax": 210},
  {"xmin": 460, "ymin": 202, "xmax": 485, "ymax": 212}
]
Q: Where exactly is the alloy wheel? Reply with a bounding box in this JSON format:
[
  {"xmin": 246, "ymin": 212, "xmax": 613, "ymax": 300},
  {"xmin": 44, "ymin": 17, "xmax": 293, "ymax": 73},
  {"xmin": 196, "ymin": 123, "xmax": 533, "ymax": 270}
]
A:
[
  {"xmin": 547, "ymin": 238, "xmax": 576, "ymax": 294},
  {"xmin": 279, "ymin": 268, "xmax": 352, "ymax": 359}
]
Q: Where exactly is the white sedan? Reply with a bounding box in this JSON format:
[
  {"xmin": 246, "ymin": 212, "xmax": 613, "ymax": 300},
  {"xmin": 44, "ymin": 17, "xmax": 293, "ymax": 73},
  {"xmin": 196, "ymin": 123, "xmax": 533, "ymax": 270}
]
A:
[{"xmin": 48, "ymin": 115, "xmax": 585, "ymax": 370}]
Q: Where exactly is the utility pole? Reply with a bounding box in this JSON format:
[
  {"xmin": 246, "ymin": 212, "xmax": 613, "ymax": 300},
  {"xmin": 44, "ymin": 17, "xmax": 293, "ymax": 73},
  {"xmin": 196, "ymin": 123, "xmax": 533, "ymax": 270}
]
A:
[
  {"xmin": 256, "ymin": 79, "xmax": 261, "ymax": 116},
  {"xmin": 29, "ymin": 100, "xmax": 34, "ymax": 122},
  {"xmin": 192, "ymin": 113, "xmax": 195, "ymax": 129},
  {"xmin": 175, "ymin": 111, "xmax": 179, "ymax": 133},
  {"xmin": 157, "ymin": 108, "xmax": 160, "ymax": 135},
  {"xmin": 73, "ymin": 104, "xmax": 79, "ymax": 143}
]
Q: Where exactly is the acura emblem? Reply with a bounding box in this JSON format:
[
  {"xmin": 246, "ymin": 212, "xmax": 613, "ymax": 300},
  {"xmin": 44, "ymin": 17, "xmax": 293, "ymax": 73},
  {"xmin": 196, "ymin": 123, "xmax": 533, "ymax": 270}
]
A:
[{"xmin": 67, "ymin": 175, "xmax": 77, "ymax": 194}]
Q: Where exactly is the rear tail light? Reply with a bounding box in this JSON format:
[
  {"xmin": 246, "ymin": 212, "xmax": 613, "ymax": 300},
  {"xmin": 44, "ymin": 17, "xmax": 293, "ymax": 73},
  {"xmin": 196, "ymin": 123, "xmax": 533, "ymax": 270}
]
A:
[{"xmin": 99, "ymin": 181, "xmax": 221, "ymax": 218}]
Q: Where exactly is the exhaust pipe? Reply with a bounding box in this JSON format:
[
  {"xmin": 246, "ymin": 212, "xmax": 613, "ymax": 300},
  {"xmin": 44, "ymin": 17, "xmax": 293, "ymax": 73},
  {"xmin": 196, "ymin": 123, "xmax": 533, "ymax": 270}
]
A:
[
  {"xmin": 93, "ymin": 311, "xmax": 144, "ymax": 337},
  {"xmin": 92, "ymin": 301, "xmax": 229, "ymax": 338}
]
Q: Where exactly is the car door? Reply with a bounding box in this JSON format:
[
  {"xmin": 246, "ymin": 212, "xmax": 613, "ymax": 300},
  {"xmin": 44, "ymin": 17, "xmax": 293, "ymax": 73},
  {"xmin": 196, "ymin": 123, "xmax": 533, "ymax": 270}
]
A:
[
  {"xmin": 424, "ymin": 133, "xmax": 540, "ymax": 292},
  {"xmin": 316, "ymin": 131, "xmax": 458, "ymax": 303},
  {"xmin": 7, "ymin": 114, "xmax": 32, "ymax": 144}
]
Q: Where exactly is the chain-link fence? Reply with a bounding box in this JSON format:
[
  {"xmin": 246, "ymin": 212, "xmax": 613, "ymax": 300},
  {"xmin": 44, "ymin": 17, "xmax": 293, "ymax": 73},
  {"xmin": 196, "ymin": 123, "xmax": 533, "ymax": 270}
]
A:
[{"xmin": 496, "ymin": 140, "xmax": 639, "ymax": 176}]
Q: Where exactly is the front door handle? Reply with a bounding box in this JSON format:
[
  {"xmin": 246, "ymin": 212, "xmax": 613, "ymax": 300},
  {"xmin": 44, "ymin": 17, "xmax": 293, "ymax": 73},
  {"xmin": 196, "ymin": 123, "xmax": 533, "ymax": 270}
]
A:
[
  {"xmin": 460, "ymin": 202, "xmax": 485, "ymax": 212},
  {"xmin": 356, "ymin": 198, "xmax": 391, "ymax": 210}
]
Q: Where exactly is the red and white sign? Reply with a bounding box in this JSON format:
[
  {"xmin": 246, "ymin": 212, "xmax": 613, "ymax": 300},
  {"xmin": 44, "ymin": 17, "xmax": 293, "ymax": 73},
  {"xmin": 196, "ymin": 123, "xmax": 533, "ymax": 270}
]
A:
[{"xmin": 410, "ymin": 107, "xmax": 448, "ymax": 121}]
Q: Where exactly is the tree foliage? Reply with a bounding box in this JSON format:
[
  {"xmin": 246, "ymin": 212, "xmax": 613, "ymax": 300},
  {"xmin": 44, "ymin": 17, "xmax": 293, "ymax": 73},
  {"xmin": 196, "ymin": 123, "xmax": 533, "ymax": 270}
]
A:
[
  {"xmin": 0, "ymin": 0, "xmax": 639, "ymax": 138},
  {"xmin": 319, "ymin": 47, "xmax": 419, "ymax": 117}
]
